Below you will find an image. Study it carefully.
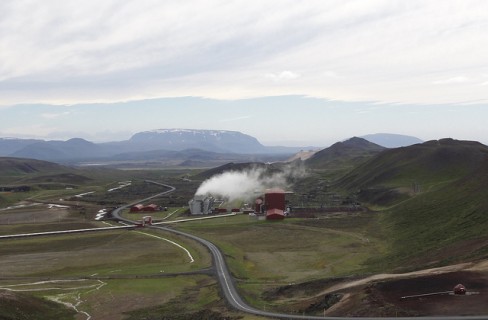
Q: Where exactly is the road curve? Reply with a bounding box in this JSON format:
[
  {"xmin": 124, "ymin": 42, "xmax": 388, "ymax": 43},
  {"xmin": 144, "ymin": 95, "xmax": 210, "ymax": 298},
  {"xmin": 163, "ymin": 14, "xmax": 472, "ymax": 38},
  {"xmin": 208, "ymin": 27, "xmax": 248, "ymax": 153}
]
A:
[
  {"xmin": 113, "ymin": 181, "xmax": 488, "ymax": 320},
  {"xmin": 111, "ymin": 180, "xmax": 175, "ymax": 224}
]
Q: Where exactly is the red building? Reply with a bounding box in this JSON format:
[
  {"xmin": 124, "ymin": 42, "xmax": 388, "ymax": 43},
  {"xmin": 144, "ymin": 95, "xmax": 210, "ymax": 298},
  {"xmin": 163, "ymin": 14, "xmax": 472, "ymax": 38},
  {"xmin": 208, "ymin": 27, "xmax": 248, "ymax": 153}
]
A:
[
  {"xmin": 130, "ymin": 204, "xmax": 159, "ymax": 212},
  {"xmin": 130, "ymin": 204, "xmax": 144, "ymax": 212},
  {"xmin": 264, "ymin": 188, "xmax": 286, "ymax": 220},
  {"xmin": 143, "ymin": 204, "xmax": 158, "ymax": 212}
]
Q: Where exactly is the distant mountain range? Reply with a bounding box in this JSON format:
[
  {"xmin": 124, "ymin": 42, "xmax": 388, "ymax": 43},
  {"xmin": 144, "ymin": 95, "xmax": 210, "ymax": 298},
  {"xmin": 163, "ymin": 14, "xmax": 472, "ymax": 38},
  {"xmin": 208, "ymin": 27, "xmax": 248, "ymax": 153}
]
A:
[
  {"xmin": 0, "ymin": 129, "xmax": 423, "ymax": 165},
  {"xmin": 0, "ymin": 129, "xmax": 307, "ymax": 164},
  {"xmin": 360, "ymin": 133, "xmax": 423, "ymax": 148}
]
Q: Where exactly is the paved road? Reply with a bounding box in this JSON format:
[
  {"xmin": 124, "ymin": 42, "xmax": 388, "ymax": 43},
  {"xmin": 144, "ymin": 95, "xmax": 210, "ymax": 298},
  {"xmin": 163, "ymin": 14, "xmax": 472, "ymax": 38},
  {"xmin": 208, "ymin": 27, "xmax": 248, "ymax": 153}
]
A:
[{"xmin": 110, "ymin": 180, "xmax": 176, "ymax": 224}]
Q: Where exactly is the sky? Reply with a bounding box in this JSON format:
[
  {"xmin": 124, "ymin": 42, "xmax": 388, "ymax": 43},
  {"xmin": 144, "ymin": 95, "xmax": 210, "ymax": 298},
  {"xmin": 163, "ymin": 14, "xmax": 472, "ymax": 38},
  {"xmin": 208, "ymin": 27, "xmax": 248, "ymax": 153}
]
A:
[{"xmin": 1, "ymin": 0, "xmax": 487, "ymax": 146}]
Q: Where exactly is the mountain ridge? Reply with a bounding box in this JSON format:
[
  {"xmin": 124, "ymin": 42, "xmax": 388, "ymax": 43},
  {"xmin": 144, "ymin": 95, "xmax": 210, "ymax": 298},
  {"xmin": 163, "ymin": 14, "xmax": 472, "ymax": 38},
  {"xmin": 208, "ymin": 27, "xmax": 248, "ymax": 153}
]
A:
[
  {"xmin": 361, "ymin": 133, "xmax": 423, "ymax": 148},
  {"xmin": 306, "ymin": 137, "xmax": 385, "ymax": 170}
]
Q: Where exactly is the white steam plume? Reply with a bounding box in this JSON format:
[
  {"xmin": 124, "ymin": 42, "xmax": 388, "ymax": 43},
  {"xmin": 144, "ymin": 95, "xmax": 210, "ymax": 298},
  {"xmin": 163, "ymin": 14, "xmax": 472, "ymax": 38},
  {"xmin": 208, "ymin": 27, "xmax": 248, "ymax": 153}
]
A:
[{"xmin": 195, "ymin": 164, "xmax": 307, "ymax": 202}]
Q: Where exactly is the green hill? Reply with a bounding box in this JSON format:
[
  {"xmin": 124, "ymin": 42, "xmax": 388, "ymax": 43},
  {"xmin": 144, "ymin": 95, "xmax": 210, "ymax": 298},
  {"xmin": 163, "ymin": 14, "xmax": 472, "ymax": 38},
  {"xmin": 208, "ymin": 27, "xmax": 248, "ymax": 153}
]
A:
[
  {"xmin": 335, "ymin": 139, "xmax": 488, "ymax": 270},
  {"xmin": 337, "ymin": 138, "xmax": 488, "ymax": 206},
  {"xmin": 0, "ymin": 157, "xmax": 71, "ymax": 177},
  {"xmin": 0, "ymin": 157, "xmax": 95, "ymax": 184},
  {"xmin": 306, "ymin": 137, "xmax": 385, "ymax": 179},
  {"xmin": 376, "ymin": 157, "xmax": 488, "ymax": 270}
]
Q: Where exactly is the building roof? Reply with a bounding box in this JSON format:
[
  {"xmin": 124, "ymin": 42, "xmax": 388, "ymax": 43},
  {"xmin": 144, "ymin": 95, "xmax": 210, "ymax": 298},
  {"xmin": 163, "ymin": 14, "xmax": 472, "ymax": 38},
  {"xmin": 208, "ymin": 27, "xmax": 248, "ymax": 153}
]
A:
[{"xmin": 265, "ymin": 188, "xmax": 285, "ymax": 194}]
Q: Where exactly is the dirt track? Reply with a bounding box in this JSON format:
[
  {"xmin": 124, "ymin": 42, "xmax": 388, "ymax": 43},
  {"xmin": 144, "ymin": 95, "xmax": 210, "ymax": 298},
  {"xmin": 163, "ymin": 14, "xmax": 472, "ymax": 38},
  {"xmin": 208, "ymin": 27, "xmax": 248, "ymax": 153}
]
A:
[{"xmin": 318, "ymin": 261, "xmax": 488, "ymax": 317}]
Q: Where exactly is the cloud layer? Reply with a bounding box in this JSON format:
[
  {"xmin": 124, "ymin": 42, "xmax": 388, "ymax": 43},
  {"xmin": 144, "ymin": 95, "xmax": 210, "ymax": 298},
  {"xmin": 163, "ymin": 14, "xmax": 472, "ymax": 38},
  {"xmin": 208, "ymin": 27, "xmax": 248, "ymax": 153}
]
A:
[{"xmin": 1, "ymin": 0, "xmax": 488, "ymax": 105}]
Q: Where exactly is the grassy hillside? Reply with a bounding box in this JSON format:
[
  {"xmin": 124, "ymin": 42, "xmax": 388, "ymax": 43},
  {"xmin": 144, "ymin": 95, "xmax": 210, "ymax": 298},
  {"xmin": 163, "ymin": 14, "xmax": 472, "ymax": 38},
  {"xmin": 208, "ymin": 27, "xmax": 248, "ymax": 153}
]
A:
[
  {"xmin": 375, "ymin": 157, "xmax": 488, "ymax": 270},
  {"xmin": 306, "ymin": 137, "xmax": 385, "ymax": 180},
  {"xmin": 333, "ymin": 139, "xmax": 488, "ymax": 270},
  {"xmin": 337, "ymin": 139, "xmax": 488, "ymax": 207},
  {"xmin": 0, "ymin": 291, "xmax": 75, "ymax": 320},
  {"xmin": 0, "ymin": 157, "xmax": 71, "ymax": 177}
]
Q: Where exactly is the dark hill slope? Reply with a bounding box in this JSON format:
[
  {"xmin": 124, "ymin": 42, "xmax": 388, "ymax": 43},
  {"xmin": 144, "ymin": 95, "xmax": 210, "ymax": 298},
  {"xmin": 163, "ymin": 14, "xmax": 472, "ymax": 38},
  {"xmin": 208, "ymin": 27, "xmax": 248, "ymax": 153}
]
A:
[
  {"xmin": 306, "ymin": 137, "xmax": 385, "ymax": 170},
  {"xmin": 338, "ymin": 139, "xmax": 488, "ymax": 206},
  {"xmin": 378, "ymin": 156, "xmax": 488, "ymax": 271},
  {"xmin": 0, "ymin": 157, "xmax": 92, "ymax": 186},
  {"xmin": 0, "ymin": 291, "xmax": 75, "ymax": 319},
  {"xmin": 0, "ymin": 157, "xmax": 71, "ymax": 177},
  {"xmin": 335, "ymin": 139, "xmax": 488, "ymax": 270}
]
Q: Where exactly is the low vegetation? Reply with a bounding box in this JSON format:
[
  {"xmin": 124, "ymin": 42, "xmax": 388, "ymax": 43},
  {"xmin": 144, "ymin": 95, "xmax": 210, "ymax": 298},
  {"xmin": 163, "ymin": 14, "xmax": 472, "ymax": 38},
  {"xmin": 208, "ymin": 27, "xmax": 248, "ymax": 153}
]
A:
[{"xmin": 2, "ymin": 138, "xmax": 488, "ymax": 317}]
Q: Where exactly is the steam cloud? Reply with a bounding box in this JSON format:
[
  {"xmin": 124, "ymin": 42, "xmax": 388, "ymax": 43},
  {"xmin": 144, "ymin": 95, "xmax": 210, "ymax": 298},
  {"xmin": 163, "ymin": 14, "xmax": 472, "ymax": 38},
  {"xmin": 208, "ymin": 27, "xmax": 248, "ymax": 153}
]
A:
[{"xmin": 195, "ymin": 164, "xmax": 306, "ymax": 202}]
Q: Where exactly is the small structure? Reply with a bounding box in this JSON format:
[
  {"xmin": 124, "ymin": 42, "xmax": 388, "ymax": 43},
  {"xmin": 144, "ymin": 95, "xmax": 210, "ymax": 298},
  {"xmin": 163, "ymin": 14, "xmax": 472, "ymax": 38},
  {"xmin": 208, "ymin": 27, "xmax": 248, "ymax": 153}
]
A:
[
  {"xmin": 189, "ymin": 195, "xmax": 215, "ymax": 215},
  {"xmin": 135, "ymin": 216, "xmax": 153, "ymax": 227},
  {"xmin": 130, "ymin": 204, "xmax": 144, "ymax": 212},
  {"xmin": 142, "ymin": 204, "xmax": 158, "ymax": 212},
  {"xmin": 131, "ymin": 204, "xmax": 160, "ymax": 212},
  {"xmin": 453, "ymin": 284, "xmax": 466, "ymax": 295}
]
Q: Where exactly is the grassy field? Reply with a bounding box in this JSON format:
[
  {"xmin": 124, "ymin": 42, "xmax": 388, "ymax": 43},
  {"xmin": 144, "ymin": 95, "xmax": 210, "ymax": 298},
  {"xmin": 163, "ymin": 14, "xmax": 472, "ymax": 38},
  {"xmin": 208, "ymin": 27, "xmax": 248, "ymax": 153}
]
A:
[
  {"xmin": 3, "ymin": 147, "xmax": 488, "ymax": 318},
  {"xmin": 0, "ymin": 225, "xmax": 220, "ymax": 319},
  {"xmin": 176, "ymin": 213, "xmax": 386, "ymax": 311},
  {"xmin": 0, "ymin": 164, "xmax": 274, "ymax": 318},
  {"xmin": 0, "ymin": 276, "xmax": 225, "ymax": 320},
  {"xmin": 0, "ymin": 230, "xmax": 211, "ymax": 277}
]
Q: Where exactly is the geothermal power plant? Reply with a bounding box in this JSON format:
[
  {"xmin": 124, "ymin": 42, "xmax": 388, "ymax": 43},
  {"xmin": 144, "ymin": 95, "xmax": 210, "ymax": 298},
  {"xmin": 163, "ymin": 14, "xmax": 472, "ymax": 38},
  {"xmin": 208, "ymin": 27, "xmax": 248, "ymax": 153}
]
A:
[{"xmin": 189, "ymin": 188, "xmax": 288, "ymax": 220}]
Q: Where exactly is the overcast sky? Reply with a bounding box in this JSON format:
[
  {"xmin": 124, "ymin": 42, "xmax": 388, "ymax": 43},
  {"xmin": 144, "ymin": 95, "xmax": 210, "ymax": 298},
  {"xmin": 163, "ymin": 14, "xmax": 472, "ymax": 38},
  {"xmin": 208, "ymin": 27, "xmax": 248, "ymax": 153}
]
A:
[{"xmin": 1, "ymin": 0, "xmax": 487, "ymax": 146}]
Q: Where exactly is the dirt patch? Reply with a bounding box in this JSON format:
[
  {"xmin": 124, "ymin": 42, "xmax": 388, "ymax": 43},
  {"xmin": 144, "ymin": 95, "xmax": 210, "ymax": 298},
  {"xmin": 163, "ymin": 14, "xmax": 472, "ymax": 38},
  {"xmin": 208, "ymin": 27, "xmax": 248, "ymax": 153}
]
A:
[
  {"xmin": 377, "ymin": 271, "xmax": 488, "ymax": 316},
  {"xmin": 310, "ymin": 269, "xmax": 488, "ymax": 317},
  {"xmin": 271, "ymin": 261, "xmax": 488, "ymax": 317}
]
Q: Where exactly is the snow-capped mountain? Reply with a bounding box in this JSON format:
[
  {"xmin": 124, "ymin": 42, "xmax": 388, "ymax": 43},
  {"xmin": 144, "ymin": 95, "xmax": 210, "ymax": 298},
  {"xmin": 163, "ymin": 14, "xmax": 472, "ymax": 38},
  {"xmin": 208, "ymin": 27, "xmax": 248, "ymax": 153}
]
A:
[{"xmin": 129, "ymin": 129, "xmax": 267, "ymax": 153}]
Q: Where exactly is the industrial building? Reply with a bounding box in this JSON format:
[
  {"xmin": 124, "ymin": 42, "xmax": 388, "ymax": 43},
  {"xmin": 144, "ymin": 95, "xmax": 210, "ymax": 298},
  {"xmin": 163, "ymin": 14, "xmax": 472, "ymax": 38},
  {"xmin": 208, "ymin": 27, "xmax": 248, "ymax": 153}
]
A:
[
  {"xmin": 130, "ymin": 204, "xmax": 144, "ymax": 212},
  {"xmin": 189, "ymin": 195, "xmax": 215, "ymax": 215},
  {"xmin": 254, "ymin": 188, "xmax": 289, "ymax": 220}
]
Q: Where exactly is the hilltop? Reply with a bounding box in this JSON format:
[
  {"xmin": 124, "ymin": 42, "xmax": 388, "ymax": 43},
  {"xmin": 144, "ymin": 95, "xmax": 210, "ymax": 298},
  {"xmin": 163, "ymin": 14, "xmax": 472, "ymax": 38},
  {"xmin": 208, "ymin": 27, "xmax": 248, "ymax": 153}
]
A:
[
  {"xmin": 337, "ymin": 138, "xmax": 488, "ymax": 205},
  {"xmin": 305, "ymin": 137, "xmax": 385, "ymax": 179},
  {"xmin": 361, "ymin": 133, "xmax": 423, "ymax": 148}
]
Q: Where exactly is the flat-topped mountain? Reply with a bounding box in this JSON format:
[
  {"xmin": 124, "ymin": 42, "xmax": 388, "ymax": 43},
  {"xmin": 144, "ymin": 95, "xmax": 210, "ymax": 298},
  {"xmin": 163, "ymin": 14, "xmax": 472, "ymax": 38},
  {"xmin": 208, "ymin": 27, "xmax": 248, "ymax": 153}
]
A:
[{"xmin": 127, "ymin": 129, "xmax": 267, "ymax": 154}]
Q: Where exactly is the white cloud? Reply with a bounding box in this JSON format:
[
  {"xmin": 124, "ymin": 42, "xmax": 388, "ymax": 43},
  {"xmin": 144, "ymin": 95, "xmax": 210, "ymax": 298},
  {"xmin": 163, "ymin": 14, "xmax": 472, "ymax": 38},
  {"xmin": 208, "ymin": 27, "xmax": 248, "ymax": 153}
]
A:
[
  {"xmin": 264, "ymin": 70, "xmax": 301, "ymax": 81},
  {"xmin": 41, "ymin": 112, "xmax": 70, "ymax": 119},
  {"xmin": 432, "ymin": 76, "xmax": 470, "ymax": 85},
  {"xmin": 219, "ymin": 115, "xmax": 253, "ymax": 122},
  {"xmin": 0, "ymin": 0, "xmax": 488, "ymax": 105},
  {"xmin": 1, "ymin": 124, "xmax": 58, "ymax": 139}
]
